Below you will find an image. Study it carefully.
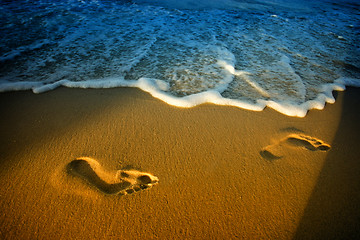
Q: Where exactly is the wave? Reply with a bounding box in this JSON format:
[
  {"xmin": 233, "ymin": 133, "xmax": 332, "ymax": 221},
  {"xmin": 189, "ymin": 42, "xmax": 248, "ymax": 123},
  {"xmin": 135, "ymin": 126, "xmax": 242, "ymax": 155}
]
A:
[{"xmin": 0, "ymin": 0, "xmax": 359, "ymax": 117}]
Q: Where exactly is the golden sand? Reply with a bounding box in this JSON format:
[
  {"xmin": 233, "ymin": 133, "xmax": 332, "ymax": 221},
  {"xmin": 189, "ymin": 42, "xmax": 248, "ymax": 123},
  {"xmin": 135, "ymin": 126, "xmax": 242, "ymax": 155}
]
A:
[{"xmin": 0, "ymin": 87, "xmax": 359, "ymax": 239}]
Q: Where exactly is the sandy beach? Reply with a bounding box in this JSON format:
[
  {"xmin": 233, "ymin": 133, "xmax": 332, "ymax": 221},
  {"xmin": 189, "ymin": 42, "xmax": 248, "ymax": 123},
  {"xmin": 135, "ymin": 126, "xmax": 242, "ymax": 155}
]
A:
[{"xmin": 0, "ymin": 86, "xmax": 359, "ymax": 239}]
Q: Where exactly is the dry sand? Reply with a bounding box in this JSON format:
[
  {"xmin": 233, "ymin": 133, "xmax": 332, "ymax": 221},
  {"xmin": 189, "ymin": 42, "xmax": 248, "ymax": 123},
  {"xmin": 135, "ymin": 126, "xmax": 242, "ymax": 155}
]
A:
[{"xmin": 0, "ymin": 87, "xmax": 359, "ymax": 239}]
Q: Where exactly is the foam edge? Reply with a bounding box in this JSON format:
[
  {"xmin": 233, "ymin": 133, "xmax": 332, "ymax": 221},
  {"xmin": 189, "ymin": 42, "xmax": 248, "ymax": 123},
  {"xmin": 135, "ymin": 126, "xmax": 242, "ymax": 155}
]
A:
[{"xmin": 0, "ymin": 76, "xmax": 358, "ymax": 118}]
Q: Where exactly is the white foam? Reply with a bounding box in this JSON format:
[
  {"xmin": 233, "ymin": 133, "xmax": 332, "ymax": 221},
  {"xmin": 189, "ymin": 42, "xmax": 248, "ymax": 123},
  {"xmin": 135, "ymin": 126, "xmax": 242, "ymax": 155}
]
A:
[
  {"xmin": 135, "ymin": 77, "xmax": 266, "ymax": 110},
  {"xmin": 0, "ymin": 74, "xmax": 357, "ymax": 117},
  {"xmin": 32, "ymin": 78, "xmax": 137, "ymax": 94},
  {"xmin": 32, "ymin": 80, "xmax": 68, "ymax": 94},
  {"xmin": 0, "ymin": 81, "xmax": 43, "ymax": 92},
  {"xmin": 131, "ymin": 77, "xmax": 350, "ymax": 117}
]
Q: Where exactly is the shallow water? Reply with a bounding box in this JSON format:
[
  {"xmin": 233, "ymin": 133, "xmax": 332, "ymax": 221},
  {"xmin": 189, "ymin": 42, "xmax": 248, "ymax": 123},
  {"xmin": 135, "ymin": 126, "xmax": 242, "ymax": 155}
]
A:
[{"xmin": 1, "ymin": 0, "xmax": 359, "ymax": 116}]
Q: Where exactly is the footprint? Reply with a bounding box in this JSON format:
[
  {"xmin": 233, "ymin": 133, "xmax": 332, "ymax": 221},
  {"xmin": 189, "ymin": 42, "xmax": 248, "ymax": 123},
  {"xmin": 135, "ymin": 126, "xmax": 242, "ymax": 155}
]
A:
[
  {"xmin": 285, "ymin": 134, "xmax": 331, "ymax": 152},
  {"xmin": 260, "ymin": 133, "xmax": 331, "ymax": 160},
  {"xmin": 67, "ymin": 157, "xmax": 159, "ymax": 195}
]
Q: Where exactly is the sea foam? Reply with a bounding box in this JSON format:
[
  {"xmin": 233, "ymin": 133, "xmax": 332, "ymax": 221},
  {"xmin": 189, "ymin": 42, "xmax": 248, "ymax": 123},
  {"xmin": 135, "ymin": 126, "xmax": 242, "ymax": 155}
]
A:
[{"xmin": 0, "ymin": 76, "xmax": 349, "ymax": 117}]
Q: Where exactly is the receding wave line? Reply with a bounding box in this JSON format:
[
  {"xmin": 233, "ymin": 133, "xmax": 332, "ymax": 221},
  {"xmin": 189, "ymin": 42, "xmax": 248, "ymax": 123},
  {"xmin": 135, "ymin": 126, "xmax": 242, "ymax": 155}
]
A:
[{"xmin": 1, "ymin": 76, "xmax": 358, "ymax": 117}]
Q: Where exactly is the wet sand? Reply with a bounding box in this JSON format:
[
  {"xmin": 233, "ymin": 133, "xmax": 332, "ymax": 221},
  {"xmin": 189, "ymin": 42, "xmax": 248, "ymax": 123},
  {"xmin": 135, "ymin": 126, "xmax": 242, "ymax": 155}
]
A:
[{"xmin": 0, "ymin": 87, "xmax": 359, "ymax": 239}]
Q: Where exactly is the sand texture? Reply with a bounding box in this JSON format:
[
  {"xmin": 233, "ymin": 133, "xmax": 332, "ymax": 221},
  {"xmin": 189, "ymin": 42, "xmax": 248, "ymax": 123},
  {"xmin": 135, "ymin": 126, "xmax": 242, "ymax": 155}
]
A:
[{"xmin": 0, "ymin": 87, "xmax": 359, "ymax": 239}]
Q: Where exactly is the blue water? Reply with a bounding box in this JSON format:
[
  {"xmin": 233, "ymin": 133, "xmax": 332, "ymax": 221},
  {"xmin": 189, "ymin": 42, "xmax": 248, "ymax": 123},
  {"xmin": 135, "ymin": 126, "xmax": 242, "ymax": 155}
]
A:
[{"xmin": 1, "ymin": 0, "xmax": 359, "ymax": 116}]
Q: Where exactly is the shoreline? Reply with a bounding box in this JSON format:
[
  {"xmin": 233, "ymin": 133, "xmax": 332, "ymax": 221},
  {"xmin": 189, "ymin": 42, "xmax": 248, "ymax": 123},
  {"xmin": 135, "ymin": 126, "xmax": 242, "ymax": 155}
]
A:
[{"xmin": 0, "ymin": 86, "xmax": 359, "ymax": 239}]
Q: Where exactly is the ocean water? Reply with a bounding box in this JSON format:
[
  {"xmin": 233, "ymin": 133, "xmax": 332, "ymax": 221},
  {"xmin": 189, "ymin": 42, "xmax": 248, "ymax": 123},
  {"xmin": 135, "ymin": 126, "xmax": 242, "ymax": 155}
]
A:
[{"xmin": 1, "ymin": 0, "xmax": 359, "ymax": 116}]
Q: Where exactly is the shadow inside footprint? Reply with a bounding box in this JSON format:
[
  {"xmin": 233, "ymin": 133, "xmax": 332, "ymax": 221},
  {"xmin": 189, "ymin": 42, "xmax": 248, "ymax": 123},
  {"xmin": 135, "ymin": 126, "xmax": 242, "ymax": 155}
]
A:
[
  {"xmin": 286, "ymin": 137, "xmax": 319, "ymax": 151},
  {"xmin": 260, "ymin": 149, "xmax": 283, "ymax": 161},
  {"xmin": 67, "ymin": 158, "xmax": 159, "ymax": 195}
]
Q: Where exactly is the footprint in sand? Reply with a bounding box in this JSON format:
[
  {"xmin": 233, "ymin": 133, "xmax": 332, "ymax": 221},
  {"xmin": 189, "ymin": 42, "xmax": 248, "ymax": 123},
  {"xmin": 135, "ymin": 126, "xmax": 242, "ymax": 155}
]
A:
[
  {"xmin": 260, "ymin": 133, "xmax": 331, "ymax": 160},
  {"xmin": 67, "ymin": 157, "xmax": 159, "ymax": 195}
]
